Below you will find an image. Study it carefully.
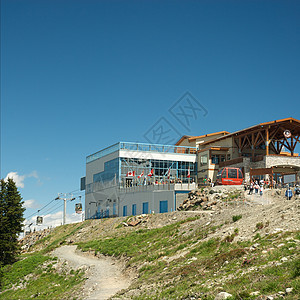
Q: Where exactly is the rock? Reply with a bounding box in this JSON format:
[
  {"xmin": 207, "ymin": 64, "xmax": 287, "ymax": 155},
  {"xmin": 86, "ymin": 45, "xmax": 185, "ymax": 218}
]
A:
[
  {"xmin": 277, "ymin": 243, "xmax": 285, "ymax": 248},
  {"xmin": 250, "ymin": 291, "xmax": 260, "ymax": 296},
  {"xmin": 280, "ymin": 257, "xmax": 288, "ymax": 262},
  {"xmin": 267, "ymin": 296, "xmax": 274, "ymax": 300},
  {"xmin": 215, "ymin": 292, "xmax": 233, "ymax": 300},
  {"xmin": 285, "ymin": 287, "xmax": 293, "ymax": 294}
]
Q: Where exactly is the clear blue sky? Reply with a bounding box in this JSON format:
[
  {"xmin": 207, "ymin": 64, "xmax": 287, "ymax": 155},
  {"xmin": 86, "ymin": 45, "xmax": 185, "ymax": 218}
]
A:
[{"xmin": 1, "ymin": 0, "xmax": 300, "ymax": 225}]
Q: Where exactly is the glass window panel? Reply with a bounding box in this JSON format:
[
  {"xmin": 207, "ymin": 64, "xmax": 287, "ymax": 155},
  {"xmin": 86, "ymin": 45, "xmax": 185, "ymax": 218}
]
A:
[{"xmin": 228, "ymin": 168, "xmax": 237, "ymax": 178}]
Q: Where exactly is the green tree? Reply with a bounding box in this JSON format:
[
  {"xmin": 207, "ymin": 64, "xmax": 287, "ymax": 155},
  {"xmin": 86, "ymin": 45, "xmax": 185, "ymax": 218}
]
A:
[{"xmin": 0, "ymin": 178, "xmax": 25, "ymax": 265}]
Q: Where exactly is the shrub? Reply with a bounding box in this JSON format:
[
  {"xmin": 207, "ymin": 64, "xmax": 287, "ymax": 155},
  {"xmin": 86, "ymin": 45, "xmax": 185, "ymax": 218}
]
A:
[
  {"xmin": 223, "ymin": 234, "xmax": 235, "ymax": 243},
  {"xmin": 232, "ymin": 215, "xmax": 242, "ymax": 222},
  {"xmin": 256, "ymin": 222, "xmax": 264, "ymax": 230}
]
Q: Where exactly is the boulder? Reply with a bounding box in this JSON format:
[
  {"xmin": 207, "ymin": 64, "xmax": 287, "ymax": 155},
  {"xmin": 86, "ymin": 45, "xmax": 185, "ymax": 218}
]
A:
[{"xmin": 215, "ymin": 292, "xmax": 233, "ymax": 300}]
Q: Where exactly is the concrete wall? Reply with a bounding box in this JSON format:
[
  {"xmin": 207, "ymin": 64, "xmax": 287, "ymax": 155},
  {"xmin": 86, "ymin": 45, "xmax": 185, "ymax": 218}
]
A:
[
  {"xmin": 265, "ymin": 155, "xmax": 300, "ymax": 168},
  {"xmin": 85, "ymin": 185, "xmax": 192, "ymax": 219},
  {"xmin": 175, "ymin": 192, "xmax": 188, "ymax": 207},
  {"xmin": 118, "ymin": 190, "xmax": 175, "ymax": 216},
  {"xmin": 86, "ymin": 151, "xmax": 119, "ymax": 184},
  {"xmin": 119, "ymin": 149, "xmax": 196, "ymax": 163}
]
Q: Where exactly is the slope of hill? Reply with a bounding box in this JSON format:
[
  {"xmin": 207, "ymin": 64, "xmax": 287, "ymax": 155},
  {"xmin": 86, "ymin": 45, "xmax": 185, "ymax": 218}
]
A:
[{"xmin": 0, "ymin": 187, "xmax": 299, "ymax": 299}]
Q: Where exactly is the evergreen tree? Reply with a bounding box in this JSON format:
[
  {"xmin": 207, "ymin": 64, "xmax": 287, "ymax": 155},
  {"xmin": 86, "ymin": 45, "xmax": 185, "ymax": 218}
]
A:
[{"xmin": 0, "ymin": 178, "xmax": 25, "ymax": 265}]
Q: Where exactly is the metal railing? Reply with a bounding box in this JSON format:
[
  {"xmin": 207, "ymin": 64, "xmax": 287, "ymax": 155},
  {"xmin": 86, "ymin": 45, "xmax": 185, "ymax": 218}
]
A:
[{"xmin": 87, "ymin": 142, "xmax": 197, "ymax": 163}]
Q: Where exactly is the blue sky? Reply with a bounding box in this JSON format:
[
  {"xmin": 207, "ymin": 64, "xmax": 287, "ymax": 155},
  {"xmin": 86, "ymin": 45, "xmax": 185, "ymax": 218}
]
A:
[{"xmin": 1, "ymin": 0, "xmax": 300, "ymax": 228}]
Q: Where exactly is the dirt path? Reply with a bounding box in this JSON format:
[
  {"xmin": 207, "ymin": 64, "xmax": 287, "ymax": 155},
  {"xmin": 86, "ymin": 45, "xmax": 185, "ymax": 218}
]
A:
[{"xmin": 52, "ymin": 245, "xmax": 131, "ymax": 300}]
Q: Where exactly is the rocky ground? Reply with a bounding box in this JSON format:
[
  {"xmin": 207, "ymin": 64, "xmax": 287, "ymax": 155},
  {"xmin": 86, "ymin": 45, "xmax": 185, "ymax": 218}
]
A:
[{"xmin": 18, "ymin": 186, "xmax": 299, "ymax": 300}]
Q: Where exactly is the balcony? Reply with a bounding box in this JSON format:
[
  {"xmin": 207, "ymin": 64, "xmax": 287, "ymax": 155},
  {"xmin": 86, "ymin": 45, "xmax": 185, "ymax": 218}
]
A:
[{"xmin": 87, "ymin": 142, "xmax": 196, "ymax": 163}]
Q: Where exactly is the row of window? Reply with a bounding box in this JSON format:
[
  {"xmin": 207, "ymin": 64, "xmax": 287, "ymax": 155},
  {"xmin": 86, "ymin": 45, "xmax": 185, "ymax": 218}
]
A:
[
  {"xmin": 93, "ymin": 158, "xmax": 119, "ymax": 183},
  {"xmin": 122, "ymin": 200, "xmax": 168, "ymax": 216},
  {"xmin": 120, "ymin": 158, "xmax": 196, "ymax": 179},
  {"xmin": 93, "ymin": 158, "xmax": 196, "ymax": 184},
  {"xmin": 200, "ymin": 154, "xmax": 231, "ymax": 166}
]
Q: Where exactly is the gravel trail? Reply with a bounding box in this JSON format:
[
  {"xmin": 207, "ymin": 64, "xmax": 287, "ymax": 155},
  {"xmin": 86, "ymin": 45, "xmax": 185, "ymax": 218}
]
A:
[{"xmin": 52, "ymin": 245, "xmax": 131, "ymax": 300}]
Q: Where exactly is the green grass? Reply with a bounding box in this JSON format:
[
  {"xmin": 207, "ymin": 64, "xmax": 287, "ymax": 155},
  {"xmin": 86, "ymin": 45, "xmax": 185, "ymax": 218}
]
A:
[
  {"xmin": 80, "ymin": 221, "xmax": 299, "ymax": 299},
  {"xmin": 78, "ymin": 217, "xmax": 203, "ymax": 266},
  {"xmin": 232, "ymin": 215, "xmax": 242, "ymax": 222},
  {"xmin": 0, "ymin": 253, "xmax": 84, "ymax": 299},
  {"xmin": 38, "ymin": 222, "xmax": 87, "ymax": 254},
  {"xmin": 7, "ymin": 213, "xmax": 299, "ymax": 300},
  {"xmin": 1, "ymin": 254, "xmax": 51, "ymax": 289}
]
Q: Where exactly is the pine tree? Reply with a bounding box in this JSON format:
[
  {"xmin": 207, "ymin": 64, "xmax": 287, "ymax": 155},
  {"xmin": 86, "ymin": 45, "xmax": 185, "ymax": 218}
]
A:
[{"xmin": 0, "ymin": 178, "xmax": 25, "ymax": 265}]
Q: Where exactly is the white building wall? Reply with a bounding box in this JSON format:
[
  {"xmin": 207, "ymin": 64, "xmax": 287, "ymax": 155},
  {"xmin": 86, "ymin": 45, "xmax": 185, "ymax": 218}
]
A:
[{"xmin": 119, "ymin": 150, "xmax": 196, "ymax": 162}]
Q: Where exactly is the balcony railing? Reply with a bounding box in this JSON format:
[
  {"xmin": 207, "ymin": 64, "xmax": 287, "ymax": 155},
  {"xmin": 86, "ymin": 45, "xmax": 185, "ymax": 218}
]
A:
[
  {"xmin": 87, "ymin": 142, "xmax": 196, "ymax": 163},
  {"xmin": 219, "ymin": 157, "xmax": 243, "ymax": 168}
]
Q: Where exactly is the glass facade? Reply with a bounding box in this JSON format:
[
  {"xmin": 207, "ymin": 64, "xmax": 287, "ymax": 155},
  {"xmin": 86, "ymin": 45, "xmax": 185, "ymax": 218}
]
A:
[
  {"xmin": 93, "ymin": 158, "xmax": 119, "ymax": 183},
  {"xmin": 120, "ymin": 157, "xmax": 196, "ymax": 184}
]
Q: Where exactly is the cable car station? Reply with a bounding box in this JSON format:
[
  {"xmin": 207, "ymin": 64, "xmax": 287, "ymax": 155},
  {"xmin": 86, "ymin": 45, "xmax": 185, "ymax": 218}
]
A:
[{"xmin": 81, "ymin": 117, "xmax": 300, "ymax": 219}]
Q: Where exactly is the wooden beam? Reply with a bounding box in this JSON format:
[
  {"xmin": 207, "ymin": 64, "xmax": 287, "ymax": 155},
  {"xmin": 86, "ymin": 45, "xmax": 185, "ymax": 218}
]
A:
[
  {"xmin": 266, "ymin": 128, "xmax": 269, "ymax": 156},
  {"xmin": 269, "ymin": 125, "xmax": 280, "ymax": 141},
  {"xmin": 269, "ymin": 140, "xmax": 277, "ymax": 154},
  {"xmin": 251, "ymin": 132, "xmax": 255, "ymax": 160},
  {"xmin": 254, "ymin": 131, "xmax": 261, "ymax": 147}
]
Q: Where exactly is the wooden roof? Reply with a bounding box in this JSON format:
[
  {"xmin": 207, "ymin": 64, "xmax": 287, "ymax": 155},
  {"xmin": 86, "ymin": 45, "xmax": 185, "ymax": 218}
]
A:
[
  {"xmin": 201, "ymin": 117, "xmax": 300, "ymax": 146},
  {"xmin": 188, "ymin": 131, "xmax": 229, "ymax": 142},
  {"xmin": 175, "ymin": 131, "xmax": 230, "ymax": 145},
  {"xmin": 175, "ymin": 135, "xmax": 193, "ymax": 146}
]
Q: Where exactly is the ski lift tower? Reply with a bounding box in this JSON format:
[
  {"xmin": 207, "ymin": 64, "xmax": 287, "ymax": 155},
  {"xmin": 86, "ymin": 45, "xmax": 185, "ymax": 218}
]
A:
[{"xmin": 55, "ymin": 193, "xmax": 75, "ymax": 225}]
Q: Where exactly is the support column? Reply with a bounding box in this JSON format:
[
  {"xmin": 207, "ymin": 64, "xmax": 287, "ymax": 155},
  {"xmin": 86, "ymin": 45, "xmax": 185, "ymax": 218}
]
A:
[
  {"xmin": 266, "ymin": 128, "xmax": 269, "ymax": 156},
  {"xmin": 251, "ymin": 132, "xmax": 255, "ymax": 161}
]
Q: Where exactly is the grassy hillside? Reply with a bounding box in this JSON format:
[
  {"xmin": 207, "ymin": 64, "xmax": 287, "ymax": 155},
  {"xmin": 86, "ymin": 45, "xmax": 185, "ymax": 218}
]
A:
[
  {"xmin": 1, "ymin": 188, "xmax": 299, "ymax": 299},
  {"xmin": 76, "ymin": 218, "xmax": 299, "ymax": 299}
]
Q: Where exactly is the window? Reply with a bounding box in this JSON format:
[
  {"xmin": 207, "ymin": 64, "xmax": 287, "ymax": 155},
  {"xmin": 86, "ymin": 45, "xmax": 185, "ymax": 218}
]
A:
[
  {"xmin": 228, "ymin": 168, "xmax": 237, "ymax": 178},
  {"xmin": 238, "ymin": 169, "xmax": 243, "ymax": 178},
  {"xmin": 142, "ymin": 202, "xmax": 149, "ymax": 214},
  {"xmin": 200, "ymin": 155, "xmax": 208, "ymax": 166},
  {"xmin": 93, "ymin": 158, "xmax": 119, "ymax": 183},
  {"xmin": 222, "ymin": 169, "xmax": 227, "ymax": 178},
  {"xmin": 227, "ymin": 154, "xmax": 231, "ymax": 161},
  {"xmin": 220, "ymin": 155, "xmax": 226, "ymax": 162},
  {"xmin": 217, "ymin": 168, "xmax": 224, "ymax": 179},
  {"xmin": 132, "ymin": 204, "xmax": 137, "ymax": 216},
  {"xmin": 211, "ymin": 155, "xmax": 219, "ymax": 164},
  {"xmin": 123, "ymin": 205, "xmax": 127, "ymax": 217}
]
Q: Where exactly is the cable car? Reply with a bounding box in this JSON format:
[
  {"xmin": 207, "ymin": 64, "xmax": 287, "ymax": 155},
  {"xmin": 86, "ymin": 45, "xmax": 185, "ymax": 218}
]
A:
[
  {"xmin": 75, "ymin": 203, "xmax": 82, "ymax": 214},
  {"xmin": 36, "ymin": 216, "xmax": 43, "ymax": 225},
  {"xmin": 216, "ymin": 167, "xmax": 244, "ymax": 185}
]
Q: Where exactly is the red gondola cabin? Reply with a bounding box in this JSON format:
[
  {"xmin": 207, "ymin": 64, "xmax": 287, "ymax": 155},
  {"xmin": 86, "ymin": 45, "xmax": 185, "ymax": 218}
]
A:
[{"xmin": 216, "ymin": 167, "xmax": 244, "ymax": 185}]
